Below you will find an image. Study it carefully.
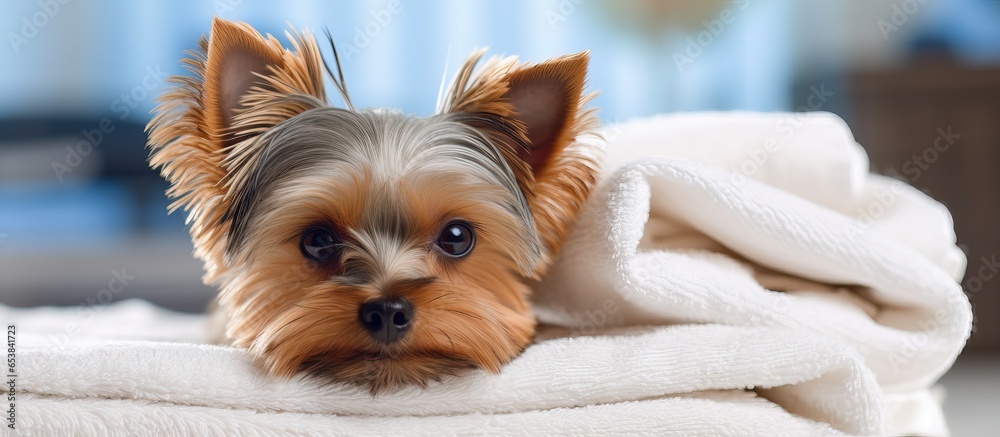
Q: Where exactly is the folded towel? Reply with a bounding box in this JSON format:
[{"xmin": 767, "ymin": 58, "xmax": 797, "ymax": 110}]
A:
[
  {"xmin": 535, "ymin": 112, "xmax": 972, "ymax": 435},
  {"xmin": 3, "ymin": 112, "xmax": 971, "ymax": 436},
  {"xmin": 8, "ymin": 301, "xmax": 860, "ymax": 436}
]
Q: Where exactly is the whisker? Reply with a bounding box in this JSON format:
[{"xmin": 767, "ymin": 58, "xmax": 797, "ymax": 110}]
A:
[
  {"xmin": 321, "ymin": 27, "xmax": 355, "ymax": 110},
  {"xmin": 435, "ymin": 47, "xmax": 452, "ymax": 113},
  {"xmin": 426, "ymin": 294, "xmax": 448, "ymax": 304},
  {"xmin": 289, "ymin": 317, "xmax": 329, "ymax": 338},
  {"xmin": 447, "ymin": 309, "xmax": 484, "ymax": 321},
  {"xmin": 435, "ymin": 327, "xmax": 457, "ymax": 355}
]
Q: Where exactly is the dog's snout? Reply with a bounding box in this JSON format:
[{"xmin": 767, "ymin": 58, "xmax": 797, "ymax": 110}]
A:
[{"xmin": 359, "ymin": 298, "xmax": 413, "ymax": 344}]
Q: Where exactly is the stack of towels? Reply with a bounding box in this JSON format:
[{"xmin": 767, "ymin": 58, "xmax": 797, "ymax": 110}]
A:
[{"xmin": 3, "ymin": 113, "xmax": 971, "ymax": 436}]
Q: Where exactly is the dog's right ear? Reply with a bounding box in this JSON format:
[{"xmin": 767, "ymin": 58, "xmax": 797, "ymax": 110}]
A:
[
  {"xmin": 147, "ymin": 18, "xmax": 327, "ymax": 281},
  {"xmin": 205, "ymin": 18, "xmax": 292, "ymax": 147},
  {"xmin": 192, "ymin": 17, "xmax": 327, "ymax": 148}
]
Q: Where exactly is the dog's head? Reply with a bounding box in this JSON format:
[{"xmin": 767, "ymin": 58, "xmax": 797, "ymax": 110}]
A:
[{"xmin": 148, "ymin": 18, "xmax": 599, "ymax": 392}]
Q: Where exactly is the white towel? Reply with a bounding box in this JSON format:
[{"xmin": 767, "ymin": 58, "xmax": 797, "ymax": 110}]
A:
[
  {"xmin": 535, "ymin": 112, "xmax": 972, "ymax": 435},
  {"xmin": 7, "ymin": 301, "xmax": 859, "ymax": 436},
  {"xmin": 2, "ymin": 112, "xmax": 971, "ymax": 436}
]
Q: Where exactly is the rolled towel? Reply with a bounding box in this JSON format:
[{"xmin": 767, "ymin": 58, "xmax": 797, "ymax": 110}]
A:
[{"xmin": 535, "ymin": 112, "xmax": 971, "ymax": 436}]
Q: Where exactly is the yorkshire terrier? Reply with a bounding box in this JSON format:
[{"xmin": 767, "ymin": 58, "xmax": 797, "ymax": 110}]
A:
[{"xmin": 147, "ymin": 18, "xmax": 600, "ymax": 393}]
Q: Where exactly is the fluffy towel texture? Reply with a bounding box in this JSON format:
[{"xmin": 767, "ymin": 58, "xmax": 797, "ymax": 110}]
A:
[
  {"xmin": 3, "ymin": 112, "xmax": 970, "ymax": 436},
  {"xmin": 9, "ymin": 301, "xmax": 858, "ymax": 436},
  {"xmin": 535, "ymin": 112, "xmax": 971, "ymax": 435}
]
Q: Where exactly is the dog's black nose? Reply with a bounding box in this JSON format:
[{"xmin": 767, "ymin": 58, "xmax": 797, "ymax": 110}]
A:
[{"xmin": 359, "ymin": 298, "xmax": 413, "ymax": 344}]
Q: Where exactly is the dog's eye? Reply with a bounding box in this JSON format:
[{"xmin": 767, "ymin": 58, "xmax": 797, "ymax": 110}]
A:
[
  {"xmin": 436, "ymin": 221, "xmax": 475, "ymax": 258},
  {"xmin": 300, "ymin": 227, "xmax": 340, "ymax": 261}
]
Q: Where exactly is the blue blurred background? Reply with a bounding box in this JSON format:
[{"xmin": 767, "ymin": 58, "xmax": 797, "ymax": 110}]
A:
[
  {"xmin": 1, "ymin": 0, "xmax": 999, "ymax": 336},
  {"xmin": 2, "ymin": 1, "xmax": 1000, "ymax": 431}
]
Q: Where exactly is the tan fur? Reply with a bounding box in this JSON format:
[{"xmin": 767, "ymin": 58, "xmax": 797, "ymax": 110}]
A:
[
  {"xmin": 147, "ymin": 18, "xmax": 326, "ymax": 283},
  {"xmin": 441, "ymin": 51, "xmax": 601, "ymax": 272},
  {"xmin": 148, "ymin": 18, "xmax": 600, "ymax": 393},
  {"xmin": 216, "ymin": 174, "xmax": 537, "ymax": 392}
]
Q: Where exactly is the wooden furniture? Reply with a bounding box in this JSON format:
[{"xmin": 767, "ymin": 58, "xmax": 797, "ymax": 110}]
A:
[{"xmin": 850, "ymin": 59, "xmax": 1000, "ymax": 353}]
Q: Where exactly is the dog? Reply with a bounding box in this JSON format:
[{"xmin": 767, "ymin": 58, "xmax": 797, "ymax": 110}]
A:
[{"xmin": 147, "ymin": 18, "xmax": 600, "ymax": 393}]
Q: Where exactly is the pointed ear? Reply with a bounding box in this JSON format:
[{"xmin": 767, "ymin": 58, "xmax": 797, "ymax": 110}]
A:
[
  {"xmin": 501, "ymin": 52, "xmax": 589, "ymax": 175},
  {"xmin": 442, "ymin": 51, "xmax": 600, "ymax": 274},
  {"xmin": 442, "ymin": 51, "xmax": 593, "ymax": 181},
  {"xmin": 204, "ymin": 18, "xmax": 284, "ymax": 147},
  {"xmin": 203, "ymin": 18, "xmax": 325, "ymax": 147},
  {"xmin": 147, "ymin": 18, "xmax": 327, "ymax": 282}
]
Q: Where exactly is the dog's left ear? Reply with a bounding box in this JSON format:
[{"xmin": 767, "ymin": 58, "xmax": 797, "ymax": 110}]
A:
[
  {"xmin": 444, "ymin": 51, "xmax": 593, "ymax": 179},
  {"xmin": 444, "ymin": 51, "xmax": 599, "ymax": 271},
  {"xmin": 499, "ymin": 52, "xmax": 591, "ymax": 176}
]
